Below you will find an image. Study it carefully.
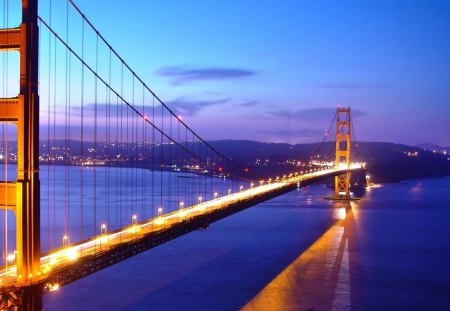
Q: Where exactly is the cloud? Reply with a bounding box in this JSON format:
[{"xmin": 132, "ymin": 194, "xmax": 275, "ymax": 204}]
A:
[
  {"xmin": 259, "ymin": 128, "xmax": 325, "ymax": 138},
  {"xmin": 317, "ymin": 83, "xmax": 389, "ymax": 89},
  {"xmin": 167, "ymin": 97, "xmax": 230, "ymax": 116},
  {"xmin": 267, "ymin": 107, "xmax": 367, "ymax": 120},
  {"xmin": 156, "ymin": 66, "xmax": 258, "ymax": 85},
  {"xmin": 238, "ymin": 100, "xmax": 258, "ymax": 108}
]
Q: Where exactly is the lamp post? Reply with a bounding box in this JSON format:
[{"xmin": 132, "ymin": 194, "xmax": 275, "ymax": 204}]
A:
[{"xmin": 62, "ymin": 235, "xmax": 69, "ymax": 247}]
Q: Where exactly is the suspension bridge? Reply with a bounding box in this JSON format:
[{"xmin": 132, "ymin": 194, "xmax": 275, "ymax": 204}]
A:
[{"xmin": 0, "ymin": 1, "xmax": 365, "ymax": 309}]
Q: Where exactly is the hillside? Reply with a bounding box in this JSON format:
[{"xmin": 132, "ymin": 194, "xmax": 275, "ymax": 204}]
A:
[{"xmin": 209, "ymin": 140, "xmax": 450, "ymax": 183}]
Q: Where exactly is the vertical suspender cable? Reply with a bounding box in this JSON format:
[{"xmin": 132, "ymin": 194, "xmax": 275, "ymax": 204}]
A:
[
  {"xmin": 80, "ymin": 19, "xmax": 84, "ymax": 241},
  {"xmin": 94, "ymin": 33, "xmax": 99, "ymax": 235}
]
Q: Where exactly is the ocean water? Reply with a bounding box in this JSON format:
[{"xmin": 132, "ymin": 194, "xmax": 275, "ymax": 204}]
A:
[{"xmin": 43, "ymin": 175, "xmax": 450, "ymax": 310}]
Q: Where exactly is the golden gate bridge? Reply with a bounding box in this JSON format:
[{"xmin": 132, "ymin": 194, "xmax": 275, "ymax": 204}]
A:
[{"xmin": 0, "ymin": 1, "xmax": 365, "ymax": 309}]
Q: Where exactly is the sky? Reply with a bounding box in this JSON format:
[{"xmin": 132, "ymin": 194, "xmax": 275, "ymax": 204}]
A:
[{"xmin": 4, "ymin": 0, "xmax": 450, "ymax": 146}]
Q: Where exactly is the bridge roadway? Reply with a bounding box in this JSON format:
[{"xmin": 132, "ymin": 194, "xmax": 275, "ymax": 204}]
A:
[{"xmin": 0, "ymin": 165, "xmax": 364, "ymax": 294}]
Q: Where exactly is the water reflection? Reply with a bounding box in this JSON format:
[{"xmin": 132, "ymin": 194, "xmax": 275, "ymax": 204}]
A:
[{"xmin": 241, "ymin": 202, "xmax": 358, "ymax": 311}]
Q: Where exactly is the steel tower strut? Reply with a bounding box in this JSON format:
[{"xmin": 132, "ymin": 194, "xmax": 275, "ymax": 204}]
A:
[
  {"xmin": 334, "ymin": 107, "xmax": 351, "ymax": 199},
  {"xmin": 0, "ymin": 0, "xmax": 42, "ymax": 309}
]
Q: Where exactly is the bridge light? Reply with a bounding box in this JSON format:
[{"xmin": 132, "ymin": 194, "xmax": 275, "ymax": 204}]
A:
[
  {"xmin": 132, "ymin": 214, "xmax": 137, "ymax": 225},
  {"xmin": 158, "ymin": 207, "xmax": 163, "ymax": 216},
  {"xmin": 228, "ymin": 189, "xmax": 232, "ymax": 195},
  {"xmin": 101, "ymin": 224, "xmax": 107, "ymax": 235},
  {"xmin": 198, "ymin": 196, "xmax": 202, "ymax": 204},
  {"xmin": 213, "ymin": 192, "xmax": 218, "ymax": 199},
  {"xmin": 179, "ymin": 201, "xmax": 184, "ymax": 210},
  {"xmin": 250, "ymin": 182, "xmax": 254, "ymax": 189},
  {"xmin": 6, "ymin": 251, "xmax": 16, "ymax": 263},
  {"xmin": 66, "ymin": 248, "xmax": 79, "ymax": 261},
  {"xmin": 62, "ymin": 235, "xmax": 69, "ymax": 247},
  {"xmin": 240, "ymin": 185, "xmax": 244, "ymax": 192}
]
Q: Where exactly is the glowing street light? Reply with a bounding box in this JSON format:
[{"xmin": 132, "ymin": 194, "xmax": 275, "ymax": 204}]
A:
[
  {"xmin": 158, "ymin": 207, "xmax": 163, "ymax": 217},
  {"xmin": 132, "ymin": 214, "xmax": 137, "ymax": 225},
  {"xmin": 198, "ymin": 196, "xmax": 202, "ymax": 204},
  {"xmin": 240, "ymin": 185, "xmax": 244, "ymax": 192},
  {"xmin": 179, "ymin": 201, "xmax": 184, "ymax": 210},
  {"xmin": 6, "ymin": 251, "xmax": 17, "ymax": 264},
  {"xmin": 250, "ymin": 182, "xmax": 254, "ymax": 189},
  {"xmin": 214, "ymin": 192, "xmax": 218, "ymax": 199},
  {"xmin": 62, "ymin": 235, "xmax": 69, "ymax": 247},
  {"xmin": 100, "ymin": 224, "xmax": 107, "ymax": 235},
  {"xmin": 228, "ymin": 189, "xmax": 232, "ymax": 195}
]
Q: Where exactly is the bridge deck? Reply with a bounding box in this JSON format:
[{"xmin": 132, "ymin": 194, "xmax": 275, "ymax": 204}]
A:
[{"xmin": 0, "ymin": 165, "xmax": 363, "ymax": 292}]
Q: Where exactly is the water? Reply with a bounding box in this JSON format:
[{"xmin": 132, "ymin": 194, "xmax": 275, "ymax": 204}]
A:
[
  {"xmin": 0, "ymin": 164, "xmax": 241, "ymax": 256},
  {"xmin": 40, "ymin": 175, "xmax": 450, "ymax": 310}
]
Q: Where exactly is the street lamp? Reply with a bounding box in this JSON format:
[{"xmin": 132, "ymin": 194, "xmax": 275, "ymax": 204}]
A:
[
  {"xmin": 240, "ymin": 185, "xmax": 244, "ymax": 192},
  {"xmin": 62, "ymin": 235, "xmax": 69, "ymax": 247},
  {"xmin": 179, "ymin": 201, "xmax": 184, "ymax": 210},
  {"xmin": 158, "ymin": 207, "xmax": 163, "ymax": 217},
  {"xmin": 228, "ymin": 189, "xmax": 231, "ymax": 195},
  {"xmin": 132, "ymin": 214, "xmax": 137, "ymax": 225},
  {"xmin": 198, "ymin": 196, "xmax": 202, "ymax": 204},
  {"xmin": 214, "ymin": 192, "xmax": 218, "ymax": 199},
  {"xmin": 366, "ymin": 175, "xmax": 371, "ymax": 186},
  {"xmin": 6, "ymin": 251, "xmax": 17, "ymax": 264},
  {"xmin": 101, "ymin": 224, "xmax": 107, "ymax": 235},
  {"xmin": 250, "ymin": 182, "xmax": 254, "ymax": 189}
]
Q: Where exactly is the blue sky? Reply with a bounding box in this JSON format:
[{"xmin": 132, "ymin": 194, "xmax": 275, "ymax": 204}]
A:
[{"xmin": 5, "ymin": 0, "xmax": 450, "ymax": 145}]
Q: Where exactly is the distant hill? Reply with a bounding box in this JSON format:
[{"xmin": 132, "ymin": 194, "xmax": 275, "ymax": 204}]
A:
[
  {"xmin": 8, "ymin": 139, "xmax": 448, "ymax": 183},
  {"xmin": 209, "ymin": 140, "xmax": 450, "ymax": 183},
  {"xmin": 417, "ymin": 143, "xmax": 450, "ymax": 153}
]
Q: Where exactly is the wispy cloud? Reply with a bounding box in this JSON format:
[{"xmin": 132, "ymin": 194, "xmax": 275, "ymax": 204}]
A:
[
  {"xmin": 156, "ymin": 66, "xmax": 258, "ymax": 85},
  {"xmin": 317, "ymin": 83, "xmax": 389, "ymax": 89},
  {"xmin": 167, "ymin": 97, "xmax": 230, "ymax": 116},
  {"xmin": 267, "ymin": 107, "xmax": 367, "ymax": 120},
  {"xmin": 238, "ymin": 100, "xmax": 258, "ymax": 108},
  {"xmin": 259, "ymin": 128, "xmax": 324, "ymax": 138}
]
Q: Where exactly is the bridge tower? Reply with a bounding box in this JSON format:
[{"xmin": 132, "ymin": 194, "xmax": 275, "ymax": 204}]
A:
[
  {"xmin": 0, "ymin": 0, "xmax": 42, "ymax": 309},
  {"xmin": 334, "ymin": 107, "xmax": 351, "ymax": 199}
]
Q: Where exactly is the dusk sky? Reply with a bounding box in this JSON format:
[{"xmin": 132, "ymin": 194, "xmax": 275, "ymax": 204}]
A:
[{"xmin": 7, "ymin": 1, "xmax": 450, "ymax": 145}]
